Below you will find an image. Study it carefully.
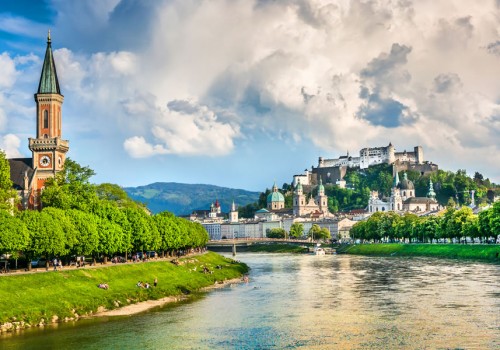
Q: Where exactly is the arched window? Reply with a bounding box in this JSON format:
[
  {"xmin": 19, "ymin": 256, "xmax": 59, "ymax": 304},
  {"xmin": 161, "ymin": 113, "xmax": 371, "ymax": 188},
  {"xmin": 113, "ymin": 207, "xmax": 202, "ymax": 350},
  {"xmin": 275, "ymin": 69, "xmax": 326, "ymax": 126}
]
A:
[
  {"xmin": 403, "ymin": 191, "xmax": 406, "ymax": 197},
  {"xmin": 382, "ymin": 207, "xmax": 385, "ymax": 211},
  {"xmin": 43, "ymin": 110, "xmax": 49, "ymax": 128}
]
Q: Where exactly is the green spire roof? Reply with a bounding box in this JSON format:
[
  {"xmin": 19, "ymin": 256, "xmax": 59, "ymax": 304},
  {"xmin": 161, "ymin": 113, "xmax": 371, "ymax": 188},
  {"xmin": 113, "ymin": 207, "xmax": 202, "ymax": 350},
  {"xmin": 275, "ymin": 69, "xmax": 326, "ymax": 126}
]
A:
[
  {"xmin": 393, "ymin": 171, "xmax": 400, "ymax": 188},
  {"xmin": 318, "ymin": 177, "xmax": 324, "ymax": 193},
  {"xmin": 37, "ymin": 30, "xmax": 61, "ymax": 94},
  {"xmin": 427, "ymin": 179, "xmax": 436, "ymax": 198}
]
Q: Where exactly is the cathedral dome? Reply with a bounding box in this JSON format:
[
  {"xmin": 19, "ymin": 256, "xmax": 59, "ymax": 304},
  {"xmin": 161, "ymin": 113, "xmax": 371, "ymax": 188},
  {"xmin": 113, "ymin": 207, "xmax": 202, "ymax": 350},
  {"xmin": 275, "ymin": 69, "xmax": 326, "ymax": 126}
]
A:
[
  {"xmin": 267, "ymin": 191, "xmax": 285, "ymax": 204},
  {"xmin": 399, "ymin": 172, "xmax": 414, "ymax": 190},
  {"xmin": 267, "ymin": 182, "xmax": 285, "ymax": 204}
]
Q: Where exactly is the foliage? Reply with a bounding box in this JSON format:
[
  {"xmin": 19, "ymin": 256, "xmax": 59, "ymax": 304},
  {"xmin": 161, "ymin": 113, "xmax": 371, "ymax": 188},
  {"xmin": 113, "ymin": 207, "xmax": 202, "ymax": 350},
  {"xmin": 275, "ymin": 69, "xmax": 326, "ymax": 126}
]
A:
[
  {"xmin": 307, "ymin": 224, "xmax": 331, "ymax": 241},
  {"xmin": 0, "ymin": 151, "xmax": 18, "ymax": 210},
  {"xmin": 8, "ymin": 160, "xmax": 211, "ymax": 265},
  {"xmin": 266, "ymin": 228, "xmax": 286, "ymax": 239},
  {"xmin": 349, "ymin": 204, "xmax": 498, "ymax": 244},
  {"xmin": 0, "ymin": 211, "xmax": 28, "ymax": 258},
  {"xmin": 289, "ymin": 222, "xmax": 304, "ymax": 239}
]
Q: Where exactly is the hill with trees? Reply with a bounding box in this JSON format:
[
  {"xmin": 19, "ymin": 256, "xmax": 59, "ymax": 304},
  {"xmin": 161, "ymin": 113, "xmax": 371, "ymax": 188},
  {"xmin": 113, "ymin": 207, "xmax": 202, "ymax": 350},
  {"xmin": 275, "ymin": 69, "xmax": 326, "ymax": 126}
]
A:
[
  {"xmin": 124, "ymin": 183, "xmax": 260, "ymax": 215},
  {"xmin": 238, "ymin": 164, "xmax": 499, "ymax": 217}
]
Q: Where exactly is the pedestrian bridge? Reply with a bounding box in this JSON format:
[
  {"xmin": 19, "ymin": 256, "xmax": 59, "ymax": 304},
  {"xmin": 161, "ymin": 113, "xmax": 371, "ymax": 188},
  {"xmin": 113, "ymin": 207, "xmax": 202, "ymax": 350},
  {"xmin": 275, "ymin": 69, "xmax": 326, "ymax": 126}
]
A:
[{"xmin": 207, "ymin": 238, "xmax": 310, "ymax": 246}]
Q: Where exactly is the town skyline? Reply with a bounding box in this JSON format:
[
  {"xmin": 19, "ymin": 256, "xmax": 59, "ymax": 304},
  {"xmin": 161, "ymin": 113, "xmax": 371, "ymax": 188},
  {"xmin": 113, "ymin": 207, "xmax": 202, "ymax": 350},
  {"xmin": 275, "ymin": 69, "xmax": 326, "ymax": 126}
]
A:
[{"xmin": 0, "ymin": 0, "xmax": 499, "ymax": 191}]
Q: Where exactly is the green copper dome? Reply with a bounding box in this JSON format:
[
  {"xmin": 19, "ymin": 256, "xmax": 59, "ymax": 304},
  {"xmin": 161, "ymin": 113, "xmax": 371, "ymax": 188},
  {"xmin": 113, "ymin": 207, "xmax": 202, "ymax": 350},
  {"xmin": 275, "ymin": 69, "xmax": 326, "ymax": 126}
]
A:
[
  {"xmin": 267, "ymin": 182, "xmax": 284, "ymax": 204},
  {"xmin": 399, "ymin": 172, "xmax": 415, "ymax": 190}
]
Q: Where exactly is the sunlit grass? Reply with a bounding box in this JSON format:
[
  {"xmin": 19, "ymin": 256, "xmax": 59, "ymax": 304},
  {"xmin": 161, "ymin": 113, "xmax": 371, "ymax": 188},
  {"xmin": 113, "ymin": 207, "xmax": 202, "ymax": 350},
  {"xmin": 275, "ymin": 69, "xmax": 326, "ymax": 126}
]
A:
[
  {"xmin": 344, "ymin": 244, "xmax": 500, "ymax": 261},
  {"xmin": 0, "ymin": 252, "xmax": 248, "ymax": 325}
]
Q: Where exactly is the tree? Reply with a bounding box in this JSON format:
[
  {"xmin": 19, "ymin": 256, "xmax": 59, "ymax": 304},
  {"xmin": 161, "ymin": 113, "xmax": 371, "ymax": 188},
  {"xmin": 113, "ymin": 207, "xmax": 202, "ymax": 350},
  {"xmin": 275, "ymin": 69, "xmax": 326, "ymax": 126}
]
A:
[
  {"xmin": 0, "ymin": 211, "xmax": 28, "ymax": 259},
  {"xmin": 0, "ymin": 151, "xmax": 17, "ymax": 210},
  {"xmin": 290, "ymin": 223, "xmax": 304, "ymax": 239},
  {"xmin": 20, "ymin": 210, "xmax": 66, "ymax": 270},
  {"xmin": 267, "ymin": 228, "xmax": 286, "ymax": 239},
  {"xmin": 66, "ymin": 209, "xmax": 99, "ymax": 257},
  {"xmin": 308, "ymin": 224, "xmax": 322, "ymax": 241}
]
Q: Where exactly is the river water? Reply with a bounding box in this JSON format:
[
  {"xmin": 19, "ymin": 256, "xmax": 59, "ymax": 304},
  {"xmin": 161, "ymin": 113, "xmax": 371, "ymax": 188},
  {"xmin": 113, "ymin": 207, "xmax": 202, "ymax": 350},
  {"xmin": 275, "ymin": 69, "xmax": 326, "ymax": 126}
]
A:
[{"xmin": 1, "ymin": 253, "xmax": 499, "ymax": 349}]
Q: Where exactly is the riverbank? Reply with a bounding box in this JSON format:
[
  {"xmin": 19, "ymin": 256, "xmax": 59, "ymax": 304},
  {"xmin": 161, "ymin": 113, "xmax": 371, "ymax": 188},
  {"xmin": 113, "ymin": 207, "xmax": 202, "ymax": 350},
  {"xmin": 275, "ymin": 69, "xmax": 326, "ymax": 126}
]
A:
[
  {"xmin": 245, "ymin": 243, "xmax": 309, "ymax": 253},
  {"xmin": 0, "ymin": 252, "xmax": 248, "ymax": 333},
  {"xmin": 340, "ymin": 243, "xmax": 500, "ymax": 262}
]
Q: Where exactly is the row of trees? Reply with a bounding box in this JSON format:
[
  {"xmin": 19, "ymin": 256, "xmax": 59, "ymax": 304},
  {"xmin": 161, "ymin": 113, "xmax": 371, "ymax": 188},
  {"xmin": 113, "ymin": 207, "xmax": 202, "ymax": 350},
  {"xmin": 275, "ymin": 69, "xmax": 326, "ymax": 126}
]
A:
[
  {"xmin": 349, "ymin": 202, "xmax": 499, "ymax": 243},
  {"xmin": 0, "ymin": 156, "xmax": 209, "ymax": 268},
  {"xmin": 266, "ymin": 223, "xmax": 331, "ymax": 241}
]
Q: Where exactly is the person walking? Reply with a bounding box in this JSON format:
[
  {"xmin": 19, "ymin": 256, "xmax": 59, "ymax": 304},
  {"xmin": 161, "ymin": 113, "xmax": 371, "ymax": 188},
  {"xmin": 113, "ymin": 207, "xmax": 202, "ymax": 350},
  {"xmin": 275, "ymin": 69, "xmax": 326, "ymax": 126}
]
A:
[
  {"xmin": 154, "ymin": 277, "xmax": 158, "ymax": 287},
  {"xmin": 53, "ymin": 258, "xmax": 58, "ymax": 271}
]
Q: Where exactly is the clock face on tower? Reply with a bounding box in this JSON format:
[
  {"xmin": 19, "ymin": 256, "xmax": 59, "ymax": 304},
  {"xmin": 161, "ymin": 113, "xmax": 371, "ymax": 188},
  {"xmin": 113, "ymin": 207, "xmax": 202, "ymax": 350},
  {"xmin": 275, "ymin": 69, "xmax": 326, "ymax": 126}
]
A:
[{"xmin": 40, "ymin": 155, "xmax": 51, "ymax": 167}]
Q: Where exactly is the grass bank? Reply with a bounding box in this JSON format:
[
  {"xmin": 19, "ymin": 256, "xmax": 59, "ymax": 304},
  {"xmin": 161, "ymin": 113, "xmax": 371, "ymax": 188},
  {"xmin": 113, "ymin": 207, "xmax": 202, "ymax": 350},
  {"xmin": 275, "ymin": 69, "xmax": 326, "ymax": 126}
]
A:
[
  {"xmin": 341, "ymin": 244, "xmax": 500, "ymax": 262},
  {"xmin": 0, "ymin": 252, "xmax": 248, "ymax": 332},
  {"xmin": 245, "ymin": 243, "xmax": 309, "ymax": 253}
]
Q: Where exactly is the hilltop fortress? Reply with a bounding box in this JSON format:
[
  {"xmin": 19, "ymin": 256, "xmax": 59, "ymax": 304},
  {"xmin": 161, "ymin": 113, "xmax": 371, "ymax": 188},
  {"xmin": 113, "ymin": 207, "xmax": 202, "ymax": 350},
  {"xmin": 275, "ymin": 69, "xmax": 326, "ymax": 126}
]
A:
[{"xmin": 293, "ymin": 143, "xmax": 438, "ymax": 187}]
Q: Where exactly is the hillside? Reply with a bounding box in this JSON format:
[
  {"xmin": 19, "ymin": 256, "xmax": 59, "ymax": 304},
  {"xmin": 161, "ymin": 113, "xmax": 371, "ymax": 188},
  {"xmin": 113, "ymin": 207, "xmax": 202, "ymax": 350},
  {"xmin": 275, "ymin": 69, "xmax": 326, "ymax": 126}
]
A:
[{"xmin": 124, "ymin": 182, "xmax": 260, "ymax": 215}]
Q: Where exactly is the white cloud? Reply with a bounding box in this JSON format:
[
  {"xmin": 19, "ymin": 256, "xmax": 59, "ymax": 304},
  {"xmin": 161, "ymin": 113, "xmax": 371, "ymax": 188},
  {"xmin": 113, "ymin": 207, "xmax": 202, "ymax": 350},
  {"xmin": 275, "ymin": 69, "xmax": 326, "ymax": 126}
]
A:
[
  {"xmin": 4, "ymin": 0, "xmax": 500, "ymax": 184},
  {"xmin": 123, "ymin": 99, "xmax": 241, "ymax": 157},
  {"xmin": 0, "ymin": 53, "xmax": 17, "ymax": 89},
  {"xmin": 0, "ymin": 134, "xmax": 23, "ymax": 158}
]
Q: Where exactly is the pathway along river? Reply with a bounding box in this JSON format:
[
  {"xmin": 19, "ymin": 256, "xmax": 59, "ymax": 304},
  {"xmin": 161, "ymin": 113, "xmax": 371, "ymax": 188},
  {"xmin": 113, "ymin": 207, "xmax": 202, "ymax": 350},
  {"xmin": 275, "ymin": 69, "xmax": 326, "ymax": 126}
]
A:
[{"xmin": 1, "ymin": 253, "xmax": 499, "ymax": 349}]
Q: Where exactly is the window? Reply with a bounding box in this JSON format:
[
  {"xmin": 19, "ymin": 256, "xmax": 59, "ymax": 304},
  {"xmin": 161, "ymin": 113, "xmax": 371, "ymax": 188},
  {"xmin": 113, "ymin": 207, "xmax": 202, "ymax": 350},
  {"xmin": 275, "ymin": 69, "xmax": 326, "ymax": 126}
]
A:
[{"xmin": 43, "ymin": 110, "xmax": 49, "ymax": 128}]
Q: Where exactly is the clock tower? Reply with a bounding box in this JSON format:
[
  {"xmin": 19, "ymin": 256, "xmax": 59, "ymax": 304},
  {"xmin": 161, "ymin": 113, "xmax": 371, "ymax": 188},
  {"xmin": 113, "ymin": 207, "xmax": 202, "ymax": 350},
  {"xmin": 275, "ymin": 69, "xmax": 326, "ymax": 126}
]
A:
[{"xmin": 28, "ymin": 31, "xmax": 69, "ymax": 204}]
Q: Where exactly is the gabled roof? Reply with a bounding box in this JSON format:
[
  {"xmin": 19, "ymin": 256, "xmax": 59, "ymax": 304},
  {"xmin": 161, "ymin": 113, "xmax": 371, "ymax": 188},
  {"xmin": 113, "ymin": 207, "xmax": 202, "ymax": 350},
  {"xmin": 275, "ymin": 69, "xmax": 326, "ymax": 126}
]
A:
[
  {"xmin": 37, "ymin": 31, "xmax": 61, "ymax": 94},
  {"xmin": 8, "ymin": 158, "xmax": 34, "ymax": 190}
]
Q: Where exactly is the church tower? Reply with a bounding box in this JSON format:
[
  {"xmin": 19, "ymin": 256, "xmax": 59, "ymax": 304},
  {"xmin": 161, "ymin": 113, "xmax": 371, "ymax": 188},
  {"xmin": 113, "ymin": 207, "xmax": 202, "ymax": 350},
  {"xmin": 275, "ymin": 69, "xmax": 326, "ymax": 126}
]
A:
[
  {"xmin": 316, "ymin": 177, "xmax": 328, "ymax": 212},
  {"xmin": 229, "ymin": 200, "xmax": 238, "ymax": 223},
  {"xmin": 293, "ymin": 180, "xmax": 305, "ymax": 216},
  {"xmin": 28, "ymin": 31, "xmax": 69, "ymax": 205}
]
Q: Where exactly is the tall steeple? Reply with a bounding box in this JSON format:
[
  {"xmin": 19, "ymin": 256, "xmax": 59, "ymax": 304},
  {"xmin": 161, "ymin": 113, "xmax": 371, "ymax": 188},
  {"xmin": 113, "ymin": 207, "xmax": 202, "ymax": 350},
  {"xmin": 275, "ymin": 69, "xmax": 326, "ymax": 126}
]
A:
[
  {"xmin": 393, "ymin": 167, "xmax": 400, "ymax": 188},
  {"xmin": 427, "ymin": 179, "xmax": 436, "ymax": 199},
  {"xmin": 37, "ymin": 30, "xmax": 61, "ymax": 95},
  {"xmin": 28, "ymin": 31, "xmax": 69, "ymax": 208}
]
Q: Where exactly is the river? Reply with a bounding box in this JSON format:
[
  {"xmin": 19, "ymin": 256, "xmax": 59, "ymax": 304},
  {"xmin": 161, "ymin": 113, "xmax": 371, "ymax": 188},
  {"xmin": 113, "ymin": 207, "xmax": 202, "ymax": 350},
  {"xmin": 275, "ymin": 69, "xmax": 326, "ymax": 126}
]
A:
[{"xmin": 1, "ymin": 253, "xmax": 499, "ymax": 349}]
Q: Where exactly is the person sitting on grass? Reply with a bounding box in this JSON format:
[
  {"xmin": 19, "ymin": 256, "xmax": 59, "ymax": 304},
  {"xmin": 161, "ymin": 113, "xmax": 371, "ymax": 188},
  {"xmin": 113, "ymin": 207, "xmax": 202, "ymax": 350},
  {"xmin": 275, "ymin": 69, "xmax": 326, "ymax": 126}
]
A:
[{"xmin": 98, "ymin": 283, "xmax": 109, "ymax": 290}]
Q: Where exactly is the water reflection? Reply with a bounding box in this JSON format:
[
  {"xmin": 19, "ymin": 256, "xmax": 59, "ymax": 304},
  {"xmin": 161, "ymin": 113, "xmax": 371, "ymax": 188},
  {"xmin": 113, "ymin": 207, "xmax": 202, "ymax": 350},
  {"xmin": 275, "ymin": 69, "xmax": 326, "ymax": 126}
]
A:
[{"xmin": 1, "ymin": 253, "xmax": 499, "ymax": 349}]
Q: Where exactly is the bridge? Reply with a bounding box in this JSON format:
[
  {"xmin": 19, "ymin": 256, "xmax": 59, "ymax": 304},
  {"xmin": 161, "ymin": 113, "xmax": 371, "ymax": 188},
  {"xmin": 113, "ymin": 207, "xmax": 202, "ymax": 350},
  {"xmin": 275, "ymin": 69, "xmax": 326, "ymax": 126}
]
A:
[
  {"xmin": 207, "ymin": 238, "xmax": 311, "ymax": 246},
  {"xmin": 206, "ymin": 238, "xmax": 315, "ymax": 254}
]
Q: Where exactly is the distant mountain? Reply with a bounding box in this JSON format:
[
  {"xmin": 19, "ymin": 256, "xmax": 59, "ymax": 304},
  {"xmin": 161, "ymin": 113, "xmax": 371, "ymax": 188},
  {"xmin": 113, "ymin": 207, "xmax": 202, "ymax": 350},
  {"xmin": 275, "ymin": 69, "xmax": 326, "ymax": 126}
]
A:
[{"xmin": 124, "ymin": 182, "xmax": 261, "ymax": 215}]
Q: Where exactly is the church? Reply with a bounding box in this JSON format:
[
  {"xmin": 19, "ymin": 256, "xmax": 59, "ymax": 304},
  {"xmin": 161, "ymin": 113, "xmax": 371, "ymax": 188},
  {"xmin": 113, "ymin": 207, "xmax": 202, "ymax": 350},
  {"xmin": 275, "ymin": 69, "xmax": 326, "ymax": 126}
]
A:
[
  {"xmin": 8, "ymin": 32, "xmax": 69, "ymax": 210},
  {"xmin": 368, "ymin": 169, "xmax": 439, "ymax": 214}
]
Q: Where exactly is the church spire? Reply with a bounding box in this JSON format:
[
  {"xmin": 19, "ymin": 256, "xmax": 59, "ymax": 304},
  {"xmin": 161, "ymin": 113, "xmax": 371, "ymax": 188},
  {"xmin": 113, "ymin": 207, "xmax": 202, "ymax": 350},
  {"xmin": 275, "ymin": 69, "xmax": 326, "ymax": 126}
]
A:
[
  {"xmin": 393, "ymin": 165, "xmax": 400, "ymax": 188},
  {"xmin": 37, "ymin": 30, "xmax": 61, "ymax": 94}
]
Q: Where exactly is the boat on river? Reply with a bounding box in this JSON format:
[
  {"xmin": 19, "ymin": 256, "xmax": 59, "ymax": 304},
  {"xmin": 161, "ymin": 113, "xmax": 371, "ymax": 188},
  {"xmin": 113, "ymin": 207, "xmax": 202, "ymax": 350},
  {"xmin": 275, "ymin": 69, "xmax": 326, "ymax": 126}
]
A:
[{"xmin": 312, "ymin": 244, "xmax": 326, "ymax": 255}]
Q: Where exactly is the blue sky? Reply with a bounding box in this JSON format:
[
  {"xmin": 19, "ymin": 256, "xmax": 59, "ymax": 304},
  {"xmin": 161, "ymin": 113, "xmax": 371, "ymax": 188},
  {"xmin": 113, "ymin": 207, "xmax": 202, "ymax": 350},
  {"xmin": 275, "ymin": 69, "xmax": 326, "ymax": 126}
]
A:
[{"xmin": 0, "ymin": 0, "xmax": 499, "ymax": 191}]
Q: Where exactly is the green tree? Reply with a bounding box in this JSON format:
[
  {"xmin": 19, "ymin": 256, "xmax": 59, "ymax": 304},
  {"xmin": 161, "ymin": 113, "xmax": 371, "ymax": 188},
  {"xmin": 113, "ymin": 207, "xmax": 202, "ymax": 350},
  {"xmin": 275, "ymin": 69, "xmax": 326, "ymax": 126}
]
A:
[
  {"xmin": 290, "ymin": 222, "xmax": 304, "ymax": 239},
  {"xmin": 267, "ymin": 228, "xmax": 286, "ymax": 239},
  {"xmin": 0, "ymin": 151, "xmax": 17, "ymax": 210},
  {"xmin": 20, "ymin": 210, "xmax": 66, "ymax": 270},
  {"xmin": 0, "ymin": 211, "xmax": 29, "ymax": 259},
  {"xmin": 66, "ymin": 209, "xmax": 99, "ymax": 257}
]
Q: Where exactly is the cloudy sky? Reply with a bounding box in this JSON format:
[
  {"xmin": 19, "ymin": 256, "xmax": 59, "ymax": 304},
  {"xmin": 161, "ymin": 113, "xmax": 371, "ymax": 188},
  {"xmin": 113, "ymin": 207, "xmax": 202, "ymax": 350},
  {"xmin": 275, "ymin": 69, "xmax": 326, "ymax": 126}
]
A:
[{"xmin": 0, "ymin": 0, "xmax": 499, "ymax": 191}]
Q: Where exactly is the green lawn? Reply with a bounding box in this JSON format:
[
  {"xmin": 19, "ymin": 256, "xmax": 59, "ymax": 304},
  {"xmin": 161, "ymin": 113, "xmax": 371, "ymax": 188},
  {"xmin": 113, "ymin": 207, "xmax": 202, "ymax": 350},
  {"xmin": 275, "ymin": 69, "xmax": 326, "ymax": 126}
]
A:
[
  {"xmin": 0, "ymin": 252, "xmax": 248, "ymax": 326},
  {"xmin": 343, "ymin": 244, "xmax": 500, "ymax": 261}
]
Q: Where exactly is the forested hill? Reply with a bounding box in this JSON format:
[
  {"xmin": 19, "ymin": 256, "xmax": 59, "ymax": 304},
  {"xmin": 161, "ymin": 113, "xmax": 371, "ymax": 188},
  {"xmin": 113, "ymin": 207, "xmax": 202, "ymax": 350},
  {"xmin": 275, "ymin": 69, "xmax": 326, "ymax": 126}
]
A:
[{"xmin": 124, "ymin": 182, "xmax": 261, "ymax": 215}]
